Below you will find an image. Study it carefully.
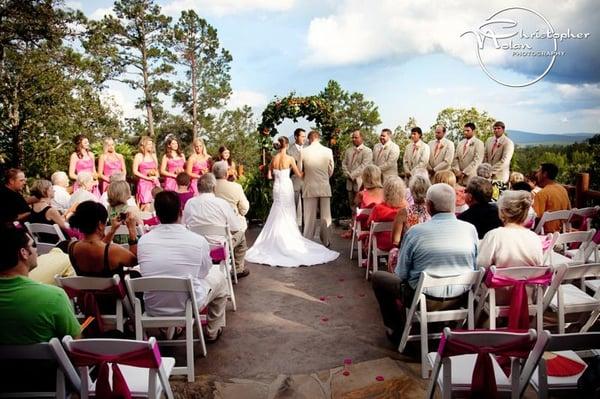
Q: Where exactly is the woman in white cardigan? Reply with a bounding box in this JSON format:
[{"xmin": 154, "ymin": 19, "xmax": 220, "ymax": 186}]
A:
[{"xmin": 477, "ymin": 190, "xmax": 544, "ymax": 268}]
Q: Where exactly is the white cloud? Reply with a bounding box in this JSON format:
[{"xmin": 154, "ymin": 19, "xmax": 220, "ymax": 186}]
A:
[
  {"xmin": 226, "ymin": 90, "xmax": 268, "ymax": 110},
  {"xmin": 162, "ymin": 0, "xmax": 295, "ymax": 17},
  {"xmin": 90, "ymin": 7, "xmax": 115, "ymax": 20},
  {"xmin": 560, "ymin": 116, "xmax": 569, "ymax": 123},
  {"xmin": 304, "ymin": 0, "xmax": 597, "ymax": 72},
  {"xmin": 64, "ymin": 1, "xmax": 82, "ymax": 10},
  {"xmin": 100, "ymin": 88, "xmax": 142, "ymax": 120},
  {"xmin": 555, "ymin": 83, "xmax": 600, "ymax": 99}
]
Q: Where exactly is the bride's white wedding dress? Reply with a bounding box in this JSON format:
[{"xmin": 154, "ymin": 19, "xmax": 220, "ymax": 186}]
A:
[{"xmin": 246, "ymin": 168, "xmax": 339, "ymax": 267}]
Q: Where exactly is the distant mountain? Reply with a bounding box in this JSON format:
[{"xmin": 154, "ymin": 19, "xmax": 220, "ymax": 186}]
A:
[{"xmin": 507, "ymin": 130, "xmax": 597, "ymax": 146}]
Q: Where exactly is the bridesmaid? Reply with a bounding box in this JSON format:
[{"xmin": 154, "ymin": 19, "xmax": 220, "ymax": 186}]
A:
[
  {"xmin": 69, "ymin": 134, "xmax": 100, "ymax": 198},
  {"xmin": 160, "ymin": 135, "xmax": 186, "ymax": 191},
  {"xmin": 186, "ymin": 138, "xmax": 212, "ymax": 196},
  {"xmin": 97, "ymin": 137, "xmax": 126, "ymax": 193},
  {"xmin": 217, "ymin": 145, "xmax": 238, "ymax": 181},
  {"xmin": 133, "ymin": 136, "xmax": 160, "ymax": 212}
]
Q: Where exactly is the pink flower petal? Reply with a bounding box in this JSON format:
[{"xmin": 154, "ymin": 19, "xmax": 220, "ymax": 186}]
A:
[
  {"xmin": 338, "ymin": 278, "xmax": 345, "ymax": 282},
  {"xmin": 319, "ymin": 296, "xmax": 326, "ymax": 301},
  {"xmin": 344, "ymin": 358, "xmax": 352, "ymax": 365},
  {"xmin": 320, "ymin": 317, "xmax": 329, "ymax": 322},
  {"xmin": 342, "ymin": 370, "xmax": 350, "ymax": 376},
  {"xmin": 337, "ymin": 295, "xmax": 344, "ymax": 299},
  {"xmin": 375, "ymin": 375, "xmax": 385, "ymax": 381},
  {"xmin": 358, "ymin": 293, "xmax": 366, "ymax": 297}
]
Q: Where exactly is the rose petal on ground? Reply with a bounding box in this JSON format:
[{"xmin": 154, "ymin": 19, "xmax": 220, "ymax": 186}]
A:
[{"xmin": 375, "ymin": 375, "xmax": 385, "ymax": 381}]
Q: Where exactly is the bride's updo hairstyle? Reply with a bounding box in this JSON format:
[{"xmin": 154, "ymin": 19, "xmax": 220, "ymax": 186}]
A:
[{"xmin": 273, "ymin": 136, "xmax": 289, "ymax": 151}]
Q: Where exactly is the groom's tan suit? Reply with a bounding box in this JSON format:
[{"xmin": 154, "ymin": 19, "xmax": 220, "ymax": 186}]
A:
[{"xmin": 302, "ymin": 140, "xmax": 334, "ymax": 246}]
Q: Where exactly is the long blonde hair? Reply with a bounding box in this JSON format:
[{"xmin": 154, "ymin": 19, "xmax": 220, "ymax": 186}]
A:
[
  {"xmin": 192, "ymin": 138, "xmax": 209, "ymax": 158},
  {"xmin": 138, "ymin": 136, "xmax": 155, "ymax": 155}
]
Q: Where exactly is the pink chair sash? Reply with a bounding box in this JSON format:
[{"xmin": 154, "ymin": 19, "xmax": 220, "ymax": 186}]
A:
[
  {"xmin": 484, "ymin": 269, "xmax": 553, "ymax": 330},
  {"xmin": 62, "ymin": 283, "xmax": 127, "ymax": 336},
  {"xmin": 540, "ymin": 235, "xmax": 553, "ymax": 252},
  {"xmin": 209, "ymin": 245, "xmax": 228, "ymax": 263},
  {"xmin": 436, "ymin": 332, "xmax": 534, "ymax": 398},
  {"xmin": 69, "ymin": 343, "xmax": 162, "ymax": 399}
]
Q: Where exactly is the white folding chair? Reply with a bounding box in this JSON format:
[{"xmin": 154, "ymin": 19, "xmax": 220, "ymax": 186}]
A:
[
  {"xmin": 474, "ymin": 265, "xmax": 566, "ymax": 333},
  {"xmin": 426, "ymin": 328, "xmax": 550, "ymax": 399},
  {"xmin": 365, "ymin": 221, "xmax": 393, "ymax": 280},
  {"xmin": 566, "ymin": 206, "xmax": 599, "ymax": 230},
  {"xmin": 24, "ymin": 222, "xmax": 66, "ymax": 255},
  {"xmin": 349, "ymin": 207, "xmax": 372, "ymax": 263},
  {"xmin": 534, "ymin": 209, "xmax": 572, "ymax": 235},
  {"xmin": 547, "ymin": 263, "xmax": 600, "ymax": 333},
  {"xmin": 0, "ymin": 338, "xmax": 81, "ymax": 398},
  {"xmin": 398, "ymin": 270, "xmax": 484, "ymax": 378},
  {"xmin": 62, "ymin": 336, "xmax": 174, "ymax": 399},
  {"xmin": 549, "ymin": 229, "xmax": 596, "ymax": 266},
  {"xmin": 188, "ymin": 224, "xmax": 238, "ymax": 285},
  {"xmin": 541, "ymin": 232, "xmax": 559, "ymax": 266},
  {"xmin": 530, "ymin": 332, "xmax": 600, "ymax": 398},
  {"xmin": 55, "ymin": 274, "xmax": 133, "ymax": 333},
  {"xmin": 124, "ymin": 275, "xmax": 206, "ymax": 382},
  {"xmin": 188, "ymin": 224, "xmax": 238, "ymax": 305}
]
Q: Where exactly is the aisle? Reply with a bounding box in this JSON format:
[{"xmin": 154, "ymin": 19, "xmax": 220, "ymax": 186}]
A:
[{"xmin": 169, "ymin": 225, "xmax": 428, "ymax": 397}]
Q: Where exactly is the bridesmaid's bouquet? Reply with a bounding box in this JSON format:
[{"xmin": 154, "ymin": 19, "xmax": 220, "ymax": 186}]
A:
[{"xmin": 146, "ymin": 169, "xmax": 158, "ymax": 177}]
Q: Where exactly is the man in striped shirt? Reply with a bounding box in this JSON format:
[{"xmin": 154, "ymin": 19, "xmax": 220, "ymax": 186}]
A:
[{"xmin": 372, "ymin": 183, "xmax": 478, "ymax": 344}]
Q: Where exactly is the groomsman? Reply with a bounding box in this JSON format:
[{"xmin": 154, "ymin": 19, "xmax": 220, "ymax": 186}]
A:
[
  {"xmin": 452, "ymin": 122, "xmax": 484, "ymax": 186},
  {"xmin": 373, "ymin": 128, "xmax": 400, "ymax": 181},
  {"xmin": 484, "ymin": 121, "xmax": 514, "ymax": 183},
  {"xmin": 342, "ymin": 130, "xmax": 373, "ymax": 209},
  {"xmin": 288, "ymin": 128, "xmax": 305, "ymax": 226},
  {"xmin": 402, "ymin": 127, "xmax": 430, "ymax": 177},
  {"xmin": 427, "ymin": 125, "xmax": 455, "ymax": 175}
]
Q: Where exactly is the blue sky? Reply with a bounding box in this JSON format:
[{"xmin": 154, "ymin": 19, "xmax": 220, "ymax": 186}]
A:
[{"xmin": 69, "ymin": 0, "xmax": 599, "ymax": 134}]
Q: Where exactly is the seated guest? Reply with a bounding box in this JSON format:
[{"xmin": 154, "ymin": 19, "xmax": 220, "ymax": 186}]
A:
[
  {"xmin": 213, "ymin": 161, "xmax": 250, "ymax": 232},
  {"xmin": 509, "ymin": 171, "xmax": 525, "ymax": 189},
  {"xmin": 433, "ymin": 170, "xmax": 467, "ymax": 213},
  {"xmin": 29, "ymin": 241, "xmax": 76, "ymax": 285},
  {"xmin": 184, "ymin": 173, "xmax": 249, "ymax": 279},
  {"xmin": 526, "ymin": 171, "xmax": 542, "ymax": 195},
  {"xmin": 0, "ymin": 225, "xmax": 79, "ymax": 344},
  {"xmin": 372, "ymin": 183, "xmax": 478, "ymax": 343},
  {"xmin": 477, "ymin": 162, "xmax": 505, "ymax": 201},
  {"xmin": 457, "ymin": 177, "xmax": 502, "ymax": 239},
  {"xmin": 100, "ymin": 172, "xmax": 136, "ymax": 208},
  {"xmin": 355, "ymin": 164, "xmax": 385, "ymax": 210},
  {"xmin": 0, "ymin": 168, "xmax": 31, "ymax": 224},
  {"xmin": 511, "ymin": 181, "xmax": 536, "ymax": 227},
  {"xmin": 388, "ymin": 175, "xmax": 431, "ymax": 271},
  {"xmin": 477, "ymin": 190, "xmax": 543, "ymax": 268},
  {"xmin": 68, "ymin": 201, "xmax": 137, "ymax": 277},
  {"xmin": 363, "ymin": 177, "xmax": 406, "ymax": 256},
  {"xmin": 404, "ymin": 167, "xmax": 429, "ymax": 205},
  {"xmin": 28, "ymin": 179, "xmax": 72, "ymax": 242},
  {"xmin": 107, "ymin": 180, "xmax": 142, "ymax": 245},
  {"xmin": 67, "ymin": 171, "xmax": 98, "ymax": 213},
  {"xmin": 175, "ymin": 172, "xmax": 194, "ymax": 210},
  {"xmin": 50, "ymin": 171, "xmax": 71, "ymax": 214},
  {"xmin": 138, "ymin": 191, "xmax": 229, "ymax": 342},
  {"xmin": 533, "ymin": 163, "xmax": 571, "ymax": 233}
]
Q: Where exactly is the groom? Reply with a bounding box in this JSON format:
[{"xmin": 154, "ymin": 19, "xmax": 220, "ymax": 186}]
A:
[{"xmin": 302, "ymin": 130, "xmax": 334, "ymax": 247}]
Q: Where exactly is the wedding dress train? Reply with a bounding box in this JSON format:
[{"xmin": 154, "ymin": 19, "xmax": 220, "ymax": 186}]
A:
[{"xmin": 245, "ymin": 168, "xmax": 339, "ymax": 267}]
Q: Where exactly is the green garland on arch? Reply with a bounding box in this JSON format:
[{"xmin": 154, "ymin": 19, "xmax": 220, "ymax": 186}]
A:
[{"xmin": 256, "ymin": 94, "xmax": 340, "ymax": 159}]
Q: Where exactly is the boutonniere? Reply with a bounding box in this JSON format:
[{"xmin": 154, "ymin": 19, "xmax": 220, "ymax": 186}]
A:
[{"xmin": 469, "ymin": 142, "xmax": 474, "ymax": 147}]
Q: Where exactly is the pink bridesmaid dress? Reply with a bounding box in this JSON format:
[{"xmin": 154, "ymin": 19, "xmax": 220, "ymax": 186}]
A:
[
  {"xmin": 100, "ymin": 156, "xmax": 124, "ymax": 193},
  {"xmin": 73, "ymin": 157, "xmax": 100, "ymax": 199},
  {"xmin": 190, "ymin": 159, "xmax": 211, "ymax": 195},
  {"xmin": 163, "ymin": 157, "xmax": 185, "ymax": 191},
  {"xmin": 136, "ymin": 160, "xmax": 160, "ymax": 205}
]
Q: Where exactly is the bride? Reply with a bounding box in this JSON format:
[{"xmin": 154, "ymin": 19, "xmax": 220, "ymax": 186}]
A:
[{"xmin": 246, "ymin": 136, "xmax": 339, "ymax": 267}]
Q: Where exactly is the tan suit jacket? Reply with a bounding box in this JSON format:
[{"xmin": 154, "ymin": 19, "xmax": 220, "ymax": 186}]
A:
[
  {"xmin": 402, "ymin": 140, "xmax": 430, "ymax": 175},
  {"xmin": 301, "ymin": 141, "xmax": 334, "ymax": 198},
  {"xmin": 452, "ymin": 137, "xmax": 484, "ymax": 185},
  {"xmin": 342, "ymin": 144, "xmax": 372, "ymax": 191},
  {"xmin": 287, "ymin": 143, "xmax": 303, "ymax": 192},
  {"xmin": 215, "ymin": 179, "xmax": 250, "ymax": 231},
  {"xmin": 427, "ymin": 138, "xmax": 455, "ymax": 173},
  {"xmin": 373, "ymin": 141, "xmax": 400, "ymax": 181},
  {"xmin": 484, "ymin": 135, "xmax": 514, "ymax": 183}
]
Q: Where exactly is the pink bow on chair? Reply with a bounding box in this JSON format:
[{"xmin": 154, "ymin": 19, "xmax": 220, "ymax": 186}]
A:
[
  {"xmin": 209, "ymin": 245, "xmax": 228, "ymax": 263},
  {"xmin": 484, "ymin": 269, "xmax": 553, "ymax": 330},
  {"xmin": 62, "ymin": 283, "xmax": 127, "ymax": 336},
  {"xmin": 69, "ymin": 343, "xmax": 162, "ymax": 399},
  {"xmin": 436, "ymin": 332, "xmax": 535, "ymax": 398}
]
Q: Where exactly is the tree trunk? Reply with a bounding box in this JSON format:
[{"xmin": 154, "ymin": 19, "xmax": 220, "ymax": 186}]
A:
[
  {"xmin": 190, "ymin": 50, "xmax": 197, "ymax": 140},
  {"xmin": 141, "ymin": 43, "xmax": 154, "ymax": 137},
  {"xmin": 8, "ymin": 78, "xmax": 24, "ymax": 168}
]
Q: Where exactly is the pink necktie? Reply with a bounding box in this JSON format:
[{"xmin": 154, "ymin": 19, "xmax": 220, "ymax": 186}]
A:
[
  {"xmin": 412, "ymin": 143, "xmax": 418, "ymax": 154},
  {"xmin": 434, "ymin": 140, "xmax": 441, "ymax": 157}
]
